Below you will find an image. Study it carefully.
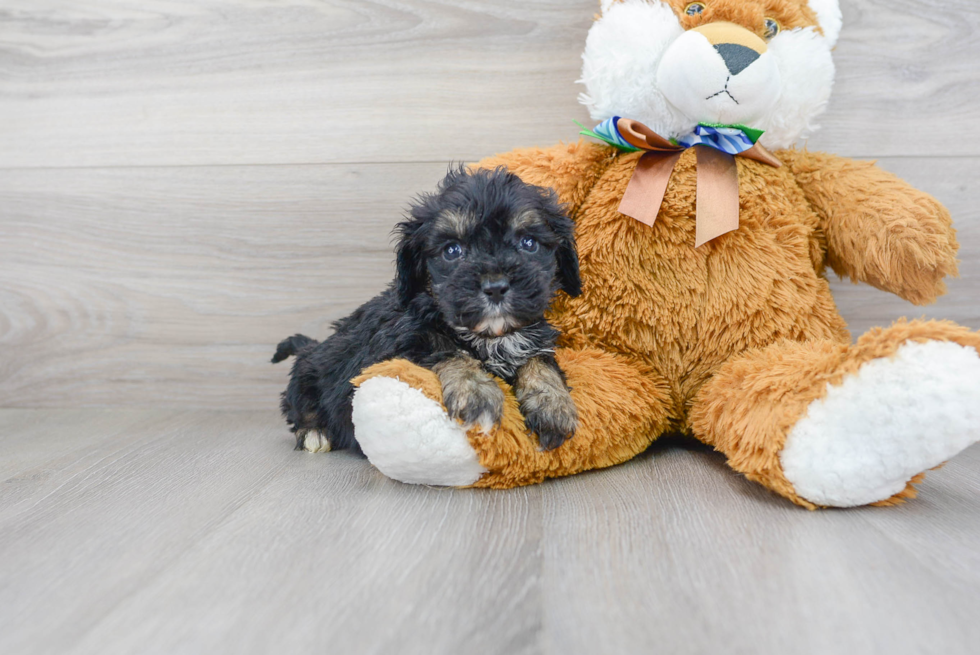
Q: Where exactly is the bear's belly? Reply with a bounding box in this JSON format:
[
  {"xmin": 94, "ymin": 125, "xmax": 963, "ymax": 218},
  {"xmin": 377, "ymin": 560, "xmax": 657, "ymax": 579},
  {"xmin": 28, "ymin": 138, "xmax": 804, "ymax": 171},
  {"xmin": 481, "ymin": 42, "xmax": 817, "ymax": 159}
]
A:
[{"xmin": 549, "ymin": 149, "xmax": 848, "ymax": 417}]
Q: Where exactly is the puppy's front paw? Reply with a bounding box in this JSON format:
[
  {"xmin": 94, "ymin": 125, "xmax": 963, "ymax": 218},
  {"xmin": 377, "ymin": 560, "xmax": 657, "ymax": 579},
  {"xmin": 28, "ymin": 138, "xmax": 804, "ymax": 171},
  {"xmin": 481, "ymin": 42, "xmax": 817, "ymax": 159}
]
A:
[
  {"xmin": 515, "ymin": 357, "xmax": 578, "ymax": 451},
  {"xmin": 445, "ymin": 383, "xmax": 505, "ymax": 434},
  {"xmin": 435, "ymin": 357, "xmax": 504, "ymax": 433},
  {"xmin": 521, "ymin": 396, "xmax": 578, "ymax": 451}
]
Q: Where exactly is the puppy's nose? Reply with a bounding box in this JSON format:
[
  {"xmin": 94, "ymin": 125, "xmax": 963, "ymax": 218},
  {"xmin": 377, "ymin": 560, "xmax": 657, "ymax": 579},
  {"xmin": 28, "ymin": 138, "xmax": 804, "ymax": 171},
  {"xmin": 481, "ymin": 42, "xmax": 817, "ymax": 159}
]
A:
[
  {"xmin": 482, "ymin": 277, "xmax": 510, "ymax": 303},
  {"xmin": 714, "ymin": 43, "xmax": 760, "ymax": 76}
]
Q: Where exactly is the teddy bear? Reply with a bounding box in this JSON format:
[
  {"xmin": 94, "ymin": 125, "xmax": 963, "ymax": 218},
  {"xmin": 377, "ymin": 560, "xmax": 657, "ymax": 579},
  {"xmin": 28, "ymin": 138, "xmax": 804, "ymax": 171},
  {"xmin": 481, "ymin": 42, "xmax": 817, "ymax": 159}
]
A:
[{"xmin": 342, "ymin": 0, "xmax": 980, "ymax": 509}]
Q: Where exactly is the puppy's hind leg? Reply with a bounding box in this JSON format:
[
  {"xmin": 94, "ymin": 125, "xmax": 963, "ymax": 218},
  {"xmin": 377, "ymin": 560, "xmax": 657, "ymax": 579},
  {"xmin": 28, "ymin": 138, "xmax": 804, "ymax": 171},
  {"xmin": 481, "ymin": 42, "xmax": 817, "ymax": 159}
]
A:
[
  {"xmin": 281, "ymin": 375, "xmax": 334, "ymax": 453},
  {"xmin": 295, "ymin": 425, "xmax": 334, "ymax": 453}
]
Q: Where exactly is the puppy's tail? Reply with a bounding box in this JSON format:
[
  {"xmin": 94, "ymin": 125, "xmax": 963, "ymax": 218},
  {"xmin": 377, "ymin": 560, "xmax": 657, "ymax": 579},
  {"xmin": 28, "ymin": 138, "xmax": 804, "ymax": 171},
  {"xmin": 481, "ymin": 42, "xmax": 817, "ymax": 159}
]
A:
[{"xmin": 271, "ymin": 334, "xmax": 318, "ymax": 364}]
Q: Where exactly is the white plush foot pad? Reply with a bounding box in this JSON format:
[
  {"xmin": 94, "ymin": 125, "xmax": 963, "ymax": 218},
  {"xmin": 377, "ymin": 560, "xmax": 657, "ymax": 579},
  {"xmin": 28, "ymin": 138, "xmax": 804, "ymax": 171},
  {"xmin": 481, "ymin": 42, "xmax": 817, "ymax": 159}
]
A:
[
  {"xmin": 351, "ymin": 376, "xmax": 487, "ymax": 486},
  {"xmin": 780, "ymin": 341, "xmax": 980, "ymax": 507}
]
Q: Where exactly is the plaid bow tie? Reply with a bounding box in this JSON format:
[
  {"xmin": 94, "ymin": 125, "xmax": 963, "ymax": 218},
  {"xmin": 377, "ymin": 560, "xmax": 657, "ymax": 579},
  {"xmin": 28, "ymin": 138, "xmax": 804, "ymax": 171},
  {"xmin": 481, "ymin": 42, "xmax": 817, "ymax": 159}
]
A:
[{"xmin": 581, "ymin": 117, "xmax": 781, "ymax": 246}]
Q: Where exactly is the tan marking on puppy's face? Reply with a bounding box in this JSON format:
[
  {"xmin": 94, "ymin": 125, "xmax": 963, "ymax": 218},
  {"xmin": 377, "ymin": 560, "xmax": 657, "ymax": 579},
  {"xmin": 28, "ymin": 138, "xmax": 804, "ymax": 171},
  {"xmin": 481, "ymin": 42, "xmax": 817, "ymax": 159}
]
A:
[
  {"xmin": 434, "ymin": 210, "xmax": 477, "ymax": 238},
  {"xmin": 511, "ymin": 210, "xmax": 546, "ymax": 233}
]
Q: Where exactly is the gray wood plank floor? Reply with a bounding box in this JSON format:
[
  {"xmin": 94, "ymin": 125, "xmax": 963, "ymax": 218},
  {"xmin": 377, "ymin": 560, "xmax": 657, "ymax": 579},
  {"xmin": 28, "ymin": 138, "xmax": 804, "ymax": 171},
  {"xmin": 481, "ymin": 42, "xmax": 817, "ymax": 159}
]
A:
[
  {"xmin": 2, "ymin": 1, "xmax": 980, "ymax": 653},
  {"xmin": 1, "ymin": 409, "xmax": 979, "ymax": 655}
]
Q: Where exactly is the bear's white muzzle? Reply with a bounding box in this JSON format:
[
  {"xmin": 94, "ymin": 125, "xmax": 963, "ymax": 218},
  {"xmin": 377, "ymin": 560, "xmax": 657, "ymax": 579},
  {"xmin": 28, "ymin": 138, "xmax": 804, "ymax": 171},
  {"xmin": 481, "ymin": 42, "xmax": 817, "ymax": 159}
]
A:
[{"xmin": 657, "ymin": 22, "xmax": 781, "ymax": 127}]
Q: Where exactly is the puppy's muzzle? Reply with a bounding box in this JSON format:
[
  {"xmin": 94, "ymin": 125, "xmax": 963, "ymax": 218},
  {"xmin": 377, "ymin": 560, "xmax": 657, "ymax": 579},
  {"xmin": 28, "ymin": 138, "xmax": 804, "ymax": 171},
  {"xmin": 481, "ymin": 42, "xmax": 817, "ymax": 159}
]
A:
[{"xmin": 481, "ymin": 275, "xmax": 510, "ymax": 304}]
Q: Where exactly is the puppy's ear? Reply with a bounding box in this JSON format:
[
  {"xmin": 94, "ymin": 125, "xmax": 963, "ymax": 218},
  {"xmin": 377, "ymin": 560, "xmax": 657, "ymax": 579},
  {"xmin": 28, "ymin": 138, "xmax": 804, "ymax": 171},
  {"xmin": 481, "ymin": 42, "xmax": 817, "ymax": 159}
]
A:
[
  {"xmin": 395, "ymin": 167, "xmax": 467, "ymax": 306},
  {"xmin": 538, "ymin": 189, "xmax": 582, "ymax": 298},
  {"xmin": 394, "ymin": 218, "xmax": 428, "ymax": 306},
  {"xmin": 555, "ymin": 226, "xmax": 582, "ymax": 297}
]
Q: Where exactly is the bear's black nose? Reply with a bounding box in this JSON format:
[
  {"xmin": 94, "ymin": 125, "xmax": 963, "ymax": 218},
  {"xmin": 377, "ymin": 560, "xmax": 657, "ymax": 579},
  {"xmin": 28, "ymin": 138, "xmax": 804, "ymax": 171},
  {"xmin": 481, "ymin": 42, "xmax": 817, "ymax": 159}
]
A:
[
  {"xmin": 482, "ymin": 277, "xmax": 510, "ymax": 303},
  {"xmin": 714, "ymin": 43, "xmax": 760, "ymax": 76}
]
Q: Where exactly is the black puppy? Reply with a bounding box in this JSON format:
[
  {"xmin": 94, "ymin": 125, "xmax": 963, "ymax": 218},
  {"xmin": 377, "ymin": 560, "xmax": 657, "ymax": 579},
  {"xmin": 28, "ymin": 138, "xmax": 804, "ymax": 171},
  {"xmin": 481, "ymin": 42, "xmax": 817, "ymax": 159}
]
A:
[{"xmin": 272, "ymin": 166, "xmax": 581, "ymax": 454}]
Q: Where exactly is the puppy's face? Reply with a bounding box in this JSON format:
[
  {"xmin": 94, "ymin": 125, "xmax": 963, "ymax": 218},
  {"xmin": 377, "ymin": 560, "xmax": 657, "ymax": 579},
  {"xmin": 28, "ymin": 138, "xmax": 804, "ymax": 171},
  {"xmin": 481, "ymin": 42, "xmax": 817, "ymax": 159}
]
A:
[{"xmin": 396, "ymin": 167, "xmax": 581, "ymax": 337}]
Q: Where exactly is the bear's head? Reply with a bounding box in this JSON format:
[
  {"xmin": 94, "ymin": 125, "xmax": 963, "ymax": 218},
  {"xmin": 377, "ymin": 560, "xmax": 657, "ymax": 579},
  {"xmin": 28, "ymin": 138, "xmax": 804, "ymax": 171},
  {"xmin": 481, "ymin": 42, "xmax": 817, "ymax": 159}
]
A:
[{"xmin": 580, "ymin": 0, "xmax": 842, "ymax": 149}]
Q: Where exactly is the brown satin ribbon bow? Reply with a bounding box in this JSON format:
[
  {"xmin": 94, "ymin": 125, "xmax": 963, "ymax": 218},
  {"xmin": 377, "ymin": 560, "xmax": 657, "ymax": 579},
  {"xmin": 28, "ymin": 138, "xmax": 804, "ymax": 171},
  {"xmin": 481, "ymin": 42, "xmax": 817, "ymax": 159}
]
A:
[{"xmin": 613, "ymin": 118, "xmax": 782, "ymax": 247}]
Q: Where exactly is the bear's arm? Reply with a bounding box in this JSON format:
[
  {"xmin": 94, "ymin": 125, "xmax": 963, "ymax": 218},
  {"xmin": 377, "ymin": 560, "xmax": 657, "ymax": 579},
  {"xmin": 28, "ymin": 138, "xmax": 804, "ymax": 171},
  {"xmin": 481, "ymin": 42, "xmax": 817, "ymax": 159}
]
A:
[
  {"xmin": 781, "ymin": 149, "xmax": 959, "ymax": 306},
  {"xmin": 471, "ymin": 140, "xmax": 617, "ymax": 213}
]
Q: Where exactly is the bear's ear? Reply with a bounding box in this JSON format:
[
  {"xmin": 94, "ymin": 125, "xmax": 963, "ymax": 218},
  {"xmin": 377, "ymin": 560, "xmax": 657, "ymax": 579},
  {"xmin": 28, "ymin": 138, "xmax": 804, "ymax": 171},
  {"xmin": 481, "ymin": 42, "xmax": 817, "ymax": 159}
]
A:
[
  {"xmin": 598, "ymin": 0, "xmax": 619, "ymax": 15},
  {"xmin": 808, "ymin": 0, "xmax": 842, "ymax": 48}
]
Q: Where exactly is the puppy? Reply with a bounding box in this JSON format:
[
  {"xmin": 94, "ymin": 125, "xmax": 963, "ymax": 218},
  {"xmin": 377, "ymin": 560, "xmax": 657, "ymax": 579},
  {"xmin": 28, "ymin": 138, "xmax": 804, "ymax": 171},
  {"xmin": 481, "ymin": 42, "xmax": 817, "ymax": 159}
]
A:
[{"xmin": 272, "ymin": 166, "xmax": 582, "ymax": 455}]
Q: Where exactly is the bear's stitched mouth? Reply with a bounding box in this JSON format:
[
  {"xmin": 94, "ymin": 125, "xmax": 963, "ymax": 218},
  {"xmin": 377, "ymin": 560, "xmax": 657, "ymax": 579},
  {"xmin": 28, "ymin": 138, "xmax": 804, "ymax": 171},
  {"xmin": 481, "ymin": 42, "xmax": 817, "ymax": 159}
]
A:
[{"xmin": 705, "ymin": 76, "xmax": 739, "ymax": 105}]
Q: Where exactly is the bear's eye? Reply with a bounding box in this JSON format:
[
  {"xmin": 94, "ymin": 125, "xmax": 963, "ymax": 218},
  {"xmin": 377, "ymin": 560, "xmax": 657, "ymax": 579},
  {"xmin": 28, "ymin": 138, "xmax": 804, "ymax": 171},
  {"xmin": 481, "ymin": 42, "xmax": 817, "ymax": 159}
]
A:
[
  {"xmin": 684, "ymin": 2, "xmax": 705, "ymax": 16},
  {"xmin": 764, "ymin": 18, "xmax": 780, "ymax": 40},
  {"xmin": 443, "ymin": 242, "xmax": 464, "ymax": 261},
  {"xmin": 519, "ymin": 236, "xmax": 539, "ymax": 253}
]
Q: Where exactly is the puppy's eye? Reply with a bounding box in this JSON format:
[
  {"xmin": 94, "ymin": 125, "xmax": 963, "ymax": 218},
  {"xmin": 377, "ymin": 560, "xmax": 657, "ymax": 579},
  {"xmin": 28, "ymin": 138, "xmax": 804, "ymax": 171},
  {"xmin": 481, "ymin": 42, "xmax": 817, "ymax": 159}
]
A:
[
  {"xmin": 442, "ymin": 242, "xmax": 464, "ymax": 261},
  {"xmin": 684, "ymin": 2, "xmax": 705, "ymax": 16},
  {"xmin": 763, "ymin": 18, "xmax": 780, "ymax": 39},
  {"xmin": 519, "ymin": 236, "xmax": 539, "ymax": 253}
]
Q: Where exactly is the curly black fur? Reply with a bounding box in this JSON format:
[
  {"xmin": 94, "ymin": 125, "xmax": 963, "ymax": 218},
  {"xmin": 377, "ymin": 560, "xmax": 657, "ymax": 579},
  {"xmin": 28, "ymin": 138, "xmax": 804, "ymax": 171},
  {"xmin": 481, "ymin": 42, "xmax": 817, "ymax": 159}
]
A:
[{"xmin": 273, "ymin": 166, "xmax": 581, "ymax": 453}]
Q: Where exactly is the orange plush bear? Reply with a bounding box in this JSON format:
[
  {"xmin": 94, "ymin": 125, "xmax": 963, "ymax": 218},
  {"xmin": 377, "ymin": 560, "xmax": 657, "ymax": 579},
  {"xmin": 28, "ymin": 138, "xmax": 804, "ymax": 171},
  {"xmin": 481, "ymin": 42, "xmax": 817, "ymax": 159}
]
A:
[{"xmin": 345, "ymin": 0, "xmax": 980, "ymax": 508}]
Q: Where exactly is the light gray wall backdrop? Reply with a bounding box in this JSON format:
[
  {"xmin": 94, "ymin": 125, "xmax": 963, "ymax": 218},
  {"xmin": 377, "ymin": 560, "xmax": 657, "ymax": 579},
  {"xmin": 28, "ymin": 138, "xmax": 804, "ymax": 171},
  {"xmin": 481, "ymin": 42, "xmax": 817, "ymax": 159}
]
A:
[{"xmin": 1, "ymin": 0, "xmax": 977, "ymax": 409}]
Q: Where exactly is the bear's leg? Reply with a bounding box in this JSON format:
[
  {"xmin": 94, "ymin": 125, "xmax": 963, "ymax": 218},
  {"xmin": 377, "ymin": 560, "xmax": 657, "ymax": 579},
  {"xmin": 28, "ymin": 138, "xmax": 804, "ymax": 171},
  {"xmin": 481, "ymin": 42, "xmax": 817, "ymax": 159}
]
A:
[
  {"xmin": 350, "ymin": 348, "xmax": 674, "ymax": 488},
  {"xmin": 690, "ymin": 319, "xmax": 980, "ymax": 508}
]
